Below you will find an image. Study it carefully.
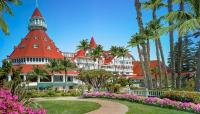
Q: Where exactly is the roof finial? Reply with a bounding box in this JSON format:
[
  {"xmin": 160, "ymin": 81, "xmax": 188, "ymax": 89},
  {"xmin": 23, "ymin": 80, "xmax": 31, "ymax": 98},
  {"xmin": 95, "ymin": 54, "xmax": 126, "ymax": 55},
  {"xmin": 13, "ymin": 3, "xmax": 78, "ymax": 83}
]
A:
[{"xmin": 36, "ymin": 0, "xmax": 38, "ymax": 8}]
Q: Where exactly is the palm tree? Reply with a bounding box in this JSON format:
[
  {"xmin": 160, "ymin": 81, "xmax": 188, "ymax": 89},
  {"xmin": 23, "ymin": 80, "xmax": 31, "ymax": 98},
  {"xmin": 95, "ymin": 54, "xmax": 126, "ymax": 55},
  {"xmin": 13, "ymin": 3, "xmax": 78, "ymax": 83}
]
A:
[
  {"xmin": 176, "ymin": 0, "xmax": 185, "ymax": 89},
  {"xmin": 143, "ymin": 0, "xmax": 168, "ymax": 88},
  {"xmin": 168, "ymin": 0, "xmax": 176, "ymax": 88},
  {"xmin": 151, "ymin": 67, "xmax": 159, "ymax": 88},
  {"xmin": 27, "ymin": 65, "xmax": 49, "ymax": 90},
  {"xmin": 90, "ymin": 45, "xmax": 104, "ymax": 69},
  {"xmin": 134, "ymin": 0, "xmax": 153, "ymax": 89},
  {"xmin": 46, "ymin": 59, "xmax": 63, "ymax": 85},
  {"xmin": 110, "ymin": 46, "xmax": 120, "ymax": 73},
  {"xmin": 2, "ymin": 60, "xmax": 13, "ymax": 81},
  {"xmin": 118, "ymin": 46, "xmax": 129, "ymax": 75},
  {"xmin": 146, "ymin": 20, "xmax": 163, "ymax": 88},
  {"xmin": 61, "ymin": 57, "xmax": 77, "ymax": 91},
  {"xmin": 0, "ymin": 0, "xmax": 22, "ymax": 34},
  {"xmin": 77, "ymin": 39, "xmax": 90, "ymax": 69},
  {"xmin": 167, "ymin": 0, "xmax": 200, "ymax": 90},
  {"xmin": 128, "ymin": 33, "xmax": 148, "ymax": 88}
]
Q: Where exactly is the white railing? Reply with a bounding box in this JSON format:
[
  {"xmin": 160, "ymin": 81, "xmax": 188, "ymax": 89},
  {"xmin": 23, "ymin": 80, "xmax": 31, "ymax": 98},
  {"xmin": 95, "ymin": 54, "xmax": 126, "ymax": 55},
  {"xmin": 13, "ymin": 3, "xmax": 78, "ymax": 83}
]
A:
[{"xmin": 129, "ymin": 89, "xmax": 166, "ymax": 97}]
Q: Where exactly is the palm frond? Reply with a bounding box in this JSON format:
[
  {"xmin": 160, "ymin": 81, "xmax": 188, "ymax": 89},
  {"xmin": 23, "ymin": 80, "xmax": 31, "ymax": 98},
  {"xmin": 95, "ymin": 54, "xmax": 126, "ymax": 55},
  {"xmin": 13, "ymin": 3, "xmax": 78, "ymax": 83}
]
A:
[
  {"xmin": 178, "ymin": 18, "xmax": 200, "ymax": 36},
  {"xmin": 0, "ymin": 16, "xmax": 9, "ymax": 34}
]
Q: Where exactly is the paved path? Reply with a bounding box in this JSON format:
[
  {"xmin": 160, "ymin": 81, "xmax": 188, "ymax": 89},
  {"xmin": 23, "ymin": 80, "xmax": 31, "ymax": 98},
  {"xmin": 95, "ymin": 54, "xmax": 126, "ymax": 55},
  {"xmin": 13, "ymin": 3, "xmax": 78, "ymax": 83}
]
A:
[{"xmin": 32, "ymin": 97, "xmax": 128, "ymax": 114}]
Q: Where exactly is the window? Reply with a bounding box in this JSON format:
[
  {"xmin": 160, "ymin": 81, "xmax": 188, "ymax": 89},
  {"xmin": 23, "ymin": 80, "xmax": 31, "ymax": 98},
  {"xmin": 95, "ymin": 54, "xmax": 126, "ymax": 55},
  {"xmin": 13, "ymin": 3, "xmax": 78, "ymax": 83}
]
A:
[
  {"xmin": 54, "ymin": 76, "xmax": 63, "ymax": 82},
  {"xmin": 30, "ymin": 58, "xmax": 32, "ymax": 62},
  {"xmin": 33, "ymin": 58, "xmax": 35, "ymax": 62},
  {"xmin": 42, "ymin": 58, "xmax": 44, "ymax": 62},
  {"xmin": 36, "ymin": 58, "xmax": 38, "ymax": 62},
  {"xmin": 27, "ymin": 58, "xmax": 29, "ymax": 62},
  {"xmin": 33, "ymin": 44, "xmax": 39, "ymax": 48},
  {"xmin": 40, "ymin": 75, "xmax": 51, "ymax": 82},
  {"xmin": 67, "ymin": 76, "xmax": 73, "ymax": 82},
  {"xmin": 39, "ymin": 58, "xmax": 41, "ymax": 62},
  {"xmin": 47, "ymin": 46, "xmax": 51, "ymax": 50},
  {"xmin": 20, "ymin": 45, "xmax": 25, "ymax": 49},
  {"xmin": 44, "ymin": 37, "xmax": 47, "ymax": 41}
]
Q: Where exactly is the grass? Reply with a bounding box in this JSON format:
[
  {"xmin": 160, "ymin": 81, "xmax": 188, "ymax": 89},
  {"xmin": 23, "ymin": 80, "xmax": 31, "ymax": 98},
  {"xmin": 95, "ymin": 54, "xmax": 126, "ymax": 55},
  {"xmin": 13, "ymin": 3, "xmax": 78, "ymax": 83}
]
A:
[
  {"xmin": 36, "ymin": 98, "xmax": 195, "ymax": 114},
  {"xmin": 37, "ymin": 100, "xmax": 101, "ymax": 114},
  {"xmin": 114, "ymin": 99, "xmax": 194, "ymax": 114}
]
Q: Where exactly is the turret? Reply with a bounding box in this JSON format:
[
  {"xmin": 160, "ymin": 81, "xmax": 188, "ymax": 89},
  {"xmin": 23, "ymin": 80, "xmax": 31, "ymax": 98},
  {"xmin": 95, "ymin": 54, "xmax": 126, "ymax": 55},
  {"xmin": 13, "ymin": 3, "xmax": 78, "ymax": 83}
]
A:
[{"xmin": 28, "ymin": 8, "xmax": 47, "ymax": 31}]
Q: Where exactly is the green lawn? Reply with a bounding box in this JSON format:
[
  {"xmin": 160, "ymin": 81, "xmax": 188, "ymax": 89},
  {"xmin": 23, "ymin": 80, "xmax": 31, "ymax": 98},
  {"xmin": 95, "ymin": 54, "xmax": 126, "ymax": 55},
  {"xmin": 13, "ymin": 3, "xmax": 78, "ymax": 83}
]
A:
[
  {"xmin": 115, "ymin": 100, "xmax": 194, "ymax": 114},
  {"xmin": 37, "ymin": 100, "xmax": 101, "ymax": 114}
]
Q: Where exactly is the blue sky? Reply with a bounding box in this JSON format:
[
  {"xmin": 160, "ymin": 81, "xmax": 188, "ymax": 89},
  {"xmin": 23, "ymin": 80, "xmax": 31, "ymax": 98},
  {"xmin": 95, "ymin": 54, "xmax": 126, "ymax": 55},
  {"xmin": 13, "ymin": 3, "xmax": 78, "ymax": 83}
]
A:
[{"xmin": 0, "ymin": 0, "xmax": 178, "ymax": 65}]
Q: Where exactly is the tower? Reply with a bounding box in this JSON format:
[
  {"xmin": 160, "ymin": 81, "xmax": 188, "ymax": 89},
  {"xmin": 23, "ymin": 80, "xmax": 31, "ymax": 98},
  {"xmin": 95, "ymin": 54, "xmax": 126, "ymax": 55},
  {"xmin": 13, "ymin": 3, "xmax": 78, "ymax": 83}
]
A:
[{"xmin": 9, "ymin": 8, "xmax": 64, "ymax": 73}]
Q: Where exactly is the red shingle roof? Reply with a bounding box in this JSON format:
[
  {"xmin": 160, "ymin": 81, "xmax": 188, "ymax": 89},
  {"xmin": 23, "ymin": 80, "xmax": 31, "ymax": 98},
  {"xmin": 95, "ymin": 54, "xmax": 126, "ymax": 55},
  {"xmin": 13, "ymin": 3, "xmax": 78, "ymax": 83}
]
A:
[
  {"xmin": 9, "ymin": 30, "xmax": 64, "ymax": 59},
  {"xmin": 13, "ymin": 64, "xmax": 79, "ymax": 75}
]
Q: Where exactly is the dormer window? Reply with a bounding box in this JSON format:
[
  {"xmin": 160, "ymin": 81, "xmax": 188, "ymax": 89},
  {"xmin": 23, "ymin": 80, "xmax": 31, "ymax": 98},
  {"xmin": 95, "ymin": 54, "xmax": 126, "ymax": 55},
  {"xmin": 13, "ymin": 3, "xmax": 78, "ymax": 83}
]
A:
[
  {"xmin": 20, "ymin": 45, "xmax": 25, "ymax": 49},
  {"xmin": 33, "ymin": 44, "xmax": 39, "ymax": 48},
  {"xmin": 44, "ymin": 37, "xmax": 47, "ymax": 41},
  {"xmin": 47, "ymin": 46, "xmax": 51, "ymax": 50},
  {"xmin": 34, "ymin": 36, "xmax": 39, "ymax": 40}
]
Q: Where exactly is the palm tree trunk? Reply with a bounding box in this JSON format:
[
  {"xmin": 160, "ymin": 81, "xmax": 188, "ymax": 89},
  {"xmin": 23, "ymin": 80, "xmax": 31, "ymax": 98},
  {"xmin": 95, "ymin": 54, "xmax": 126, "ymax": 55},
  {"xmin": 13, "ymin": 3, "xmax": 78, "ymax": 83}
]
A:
[
  {"xmin": 158, "ymin": 39, "xmax": 169, "ymax": 87},
  {"xmin": 137, "ymin": 45, "xmax": 148, "ymax": 88},
  {"xmin": 65, "ymin": 68, "xmax": 67, "ymax": 92},
  {"xmin": 147, "ymin": 39, "xmax": 150, "ymax": 62},
  {"xmin": 98, "ymin": 58, "xmax": 100, "ymax": 70},
  {"xmin": 155, "ymin": 74, "xmax": 158, "ymax": 88},
  {"xmin": 176, "ymin": 0, "xmax": 184, "ymax": 89},
  {"xmin": 114, "ymin": 59, "xmax": 116, "ymax": 74},
  {"xmin": 155, "ymin": 40, "xmax": 163, "ymax": 88},
  {"xmin": 135, "ymin": 0, "xmax": 153, "ymax": 89},
  {"xmin": 195, "ymin": 45, "xmax": 200, "ymax": 91},
  {"xmin": 37, "ymin": 76, "xmax": 39, "ymax": 91},
  {"xmin": 168, "ymin": 0, "xmax": 176, "ymax": 88},
  {"xmin": 123, "ymin": 56, "xmax": 125, "ymax": 75}
]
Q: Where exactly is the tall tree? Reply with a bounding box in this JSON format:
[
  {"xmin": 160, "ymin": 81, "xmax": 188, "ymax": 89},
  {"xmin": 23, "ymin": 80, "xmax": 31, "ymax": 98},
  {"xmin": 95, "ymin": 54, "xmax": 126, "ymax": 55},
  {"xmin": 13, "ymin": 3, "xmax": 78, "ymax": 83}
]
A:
[
  {"xmin": 110, "ymin": 46, "xmax": 120, "ymax": 73},
  {"xmin": 61, "ymin": 57, "xmax": 77, "ymax": 91},
  {"xmin": 27, "ymin": 65, "xmax": 49, "ymax": 90},
  {"xmin": 146, "ymin": 20, "xmax": 163, "ymax": 88},
  {"xmin": 168, "ymin": 0, "xmax": 176, "ymax": 88},
  {"xmin": 128, "ymin": 33, "xmax": 148, "ymax": 88},
  {"xmin": 134, "ymin": 0, "xmax": 153, "ymax": 89},
  {"xmin": 77, "ymin": 39, "xmax": 90, "ymax": 69},
  {"xmin": 118, "ymin": 46, "xmax": 129, "ymax": 75},
  {"xmin": 89, "ymin": 45, "xmax": 104, "ymax": 69},
  {"xmin": 143, "ymin": 0, "xmax": 168, "ymax": 88},
  {"xmin": 176, "ymin": 0, "xmax": 185, "ymax": 89},
  {"xmin": 46, "ymin": 59, "xmax": 63, "ymax": 83},
  {"xmin": 0, "ymin": 0, "xmax": 22, "ymax": 34}
]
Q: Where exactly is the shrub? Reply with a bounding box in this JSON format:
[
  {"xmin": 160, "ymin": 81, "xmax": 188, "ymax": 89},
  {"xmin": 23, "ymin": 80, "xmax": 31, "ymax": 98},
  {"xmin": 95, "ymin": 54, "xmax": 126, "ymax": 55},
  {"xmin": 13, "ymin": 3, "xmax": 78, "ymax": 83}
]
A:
[
  {"xmin": 161, "ymin": 91, "xmax": 200, "ymax": 103},
  {"xmin": 0, "ymin": 88, "xmax": 46, "ymax": 114},
  {"xmin": 47, "ymin": 90, "xmax": 56, "ymax": 97}
]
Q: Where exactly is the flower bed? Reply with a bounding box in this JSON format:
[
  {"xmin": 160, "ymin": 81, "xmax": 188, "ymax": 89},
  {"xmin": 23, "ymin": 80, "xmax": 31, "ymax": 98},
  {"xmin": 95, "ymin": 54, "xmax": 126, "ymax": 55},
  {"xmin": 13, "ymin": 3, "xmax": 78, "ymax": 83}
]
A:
[
  {"xmin": 83, "ymin": 92, "xmax": 200, "ymax": 113},
  {"xmin": 0, "ymin": 88, "xmax": 46, "ymax": 114}
]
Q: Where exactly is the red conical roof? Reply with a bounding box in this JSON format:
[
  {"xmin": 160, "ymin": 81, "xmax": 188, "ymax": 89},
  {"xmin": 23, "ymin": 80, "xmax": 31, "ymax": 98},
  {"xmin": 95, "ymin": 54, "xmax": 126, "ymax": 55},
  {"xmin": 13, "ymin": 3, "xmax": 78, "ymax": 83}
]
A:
[
  {"xmin": 89, "ymin": 37, "xmax": 97, "ymax": 48},
  {"xmin": 9, "ymin": 29, "xmax": 64, "ymax": 59},
  {"xmin": 31, "ymin": 8, "xmax": 43, "ymax": 18}
]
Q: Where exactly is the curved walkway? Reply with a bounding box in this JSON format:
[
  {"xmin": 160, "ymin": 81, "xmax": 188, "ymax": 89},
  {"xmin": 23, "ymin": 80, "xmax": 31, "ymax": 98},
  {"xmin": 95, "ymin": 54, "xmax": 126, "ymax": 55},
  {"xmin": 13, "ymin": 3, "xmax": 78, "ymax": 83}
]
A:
[{"xmin": 32, "ymin": 97, "xmax": 128, "ymax": 114}]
